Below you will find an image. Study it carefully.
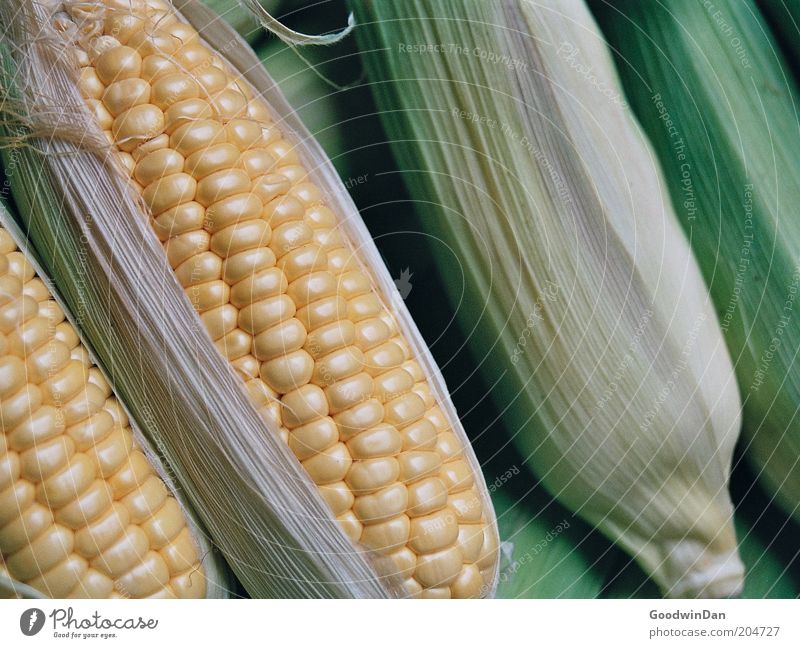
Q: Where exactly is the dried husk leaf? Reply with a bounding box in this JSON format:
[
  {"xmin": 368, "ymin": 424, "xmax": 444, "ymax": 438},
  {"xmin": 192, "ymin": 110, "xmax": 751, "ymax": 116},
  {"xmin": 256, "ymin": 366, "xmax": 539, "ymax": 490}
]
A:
[{"xmin": 201, "ymin": 0, "xmax": 274, "ymax": 41}]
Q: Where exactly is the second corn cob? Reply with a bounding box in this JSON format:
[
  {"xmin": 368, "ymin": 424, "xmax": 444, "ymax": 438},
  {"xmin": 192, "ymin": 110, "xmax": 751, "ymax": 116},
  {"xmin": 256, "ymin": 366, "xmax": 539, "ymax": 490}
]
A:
[{"xmin": 0, "ymin": 221, "xmax": 213, "ymax": 598}]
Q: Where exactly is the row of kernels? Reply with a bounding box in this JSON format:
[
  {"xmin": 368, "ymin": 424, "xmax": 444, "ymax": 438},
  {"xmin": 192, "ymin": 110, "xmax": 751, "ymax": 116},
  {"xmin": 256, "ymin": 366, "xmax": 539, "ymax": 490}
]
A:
[
  {"xmin": 292, "ymin": 175, "xmax": 498, "ymax": 596},
  {"xmin": 85, "ymin": 16, "xmax": 292, "ymax": 438},
  {"xmin": 411, "ymin": 388, "xmax": 494, "ymax": 595},
  {"xmin": 258, "ymin": 183, "xmax": 365, "ymax": 539},
  {"xmin": 264, "ymin": 169, "xmax": 422, "ymax": 548},
  {"xmin": 294, "ymin": 187, "xmax": 477, "ymax": 595},
  {"xmin": 86, "ymin": 4, "xmax": 493, "ymax": 597},
  {"xmin": 285, "ymin": 222, "xmax": 396, "ymax": 450},
  {"xmin": 0, "ymin": 276, "xmax": 111, "ymax": 594},
  {"xmin": 248, "ymin": 193, "xmax": 336, "ymax": 449}
]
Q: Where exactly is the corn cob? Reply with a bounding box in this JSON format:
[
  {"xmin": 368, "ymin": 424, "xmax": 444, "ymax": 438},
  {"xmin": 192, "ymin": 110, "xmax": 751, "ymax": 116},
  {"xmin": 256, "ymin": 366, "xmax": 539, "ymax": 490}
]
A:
[
  {"xmin": 233, "ymin": 3, "xmax": 800, "ymax": 598},
  {"xmin": 0, "ymin": 224, "xmax": 207, "ymax": 599},
  {"xmin": 592, "ymin": 0, "xmax": 800, "ymax": 522},
  {"xmin": 37, "ymin": 0, "xmax": 497, "ymax": 598},
  {"xmin": 351, "ymin": 0, "xmax": 744, "ymax": 597}
]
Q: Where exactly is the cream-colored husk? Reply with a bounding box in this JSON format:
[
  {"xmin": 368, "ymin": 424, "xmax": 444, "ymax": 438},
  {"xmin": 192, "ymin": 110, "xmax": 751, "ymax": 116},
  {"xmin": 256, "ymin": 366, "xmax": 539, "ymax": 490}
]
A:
[{"xmin": 353, "ymin": 0, "xmax": 744, "ymax": 597}]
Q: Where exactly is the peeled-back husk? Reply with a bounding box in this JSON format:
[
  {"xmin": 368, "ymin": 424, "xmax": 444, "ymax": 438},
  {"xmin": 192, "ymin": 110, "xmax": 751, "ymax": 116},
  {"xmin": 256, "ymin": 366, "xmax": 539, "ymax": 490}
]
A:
[
  {"xmin": 352, "ymin": 0, "xmax": 744, "ymax": 597},
  {"xmin": 0, "ymin": 0, "xmax": 498, "ymax": 598}
]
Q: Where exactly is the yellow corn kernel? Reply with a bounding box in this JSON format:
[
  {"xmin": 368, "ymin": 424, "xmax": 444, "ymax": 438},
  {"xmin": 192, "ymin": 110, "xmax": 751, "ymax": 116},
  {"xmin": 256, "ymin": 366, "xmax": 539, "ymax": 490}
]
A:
[
  {"xmin": 54, "ymin": 0, "xmax": 497, "ymax": 598},
  {"xmin": 0, "ymin": 230, "xmax": 205, "ymax": 599}
]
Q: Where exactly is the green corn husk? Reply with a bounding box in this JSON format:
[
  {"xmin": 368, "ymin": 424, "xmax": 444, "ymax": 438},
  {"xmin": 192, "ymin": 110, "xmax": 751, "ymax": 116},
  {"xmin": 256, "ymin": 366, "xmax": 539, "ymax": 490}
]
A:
[
  {"xmin": 757, "ymin": 0, "xmax": 800, "ymax": 78},
  {"xmin": 351, "ymin": 0, "xmax": 746, "ymax": 597},
  {"xmin": 592, "ymin": 0, "xmax": 800, "ymax": 522}
]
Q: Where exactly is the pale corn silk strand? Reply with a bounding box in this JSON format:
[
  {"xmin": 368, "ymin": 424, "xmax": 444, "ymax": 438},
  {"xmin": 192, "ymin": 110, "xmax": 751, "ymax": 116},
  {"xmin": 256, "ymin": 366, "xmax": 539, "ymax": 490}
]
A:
[
  {"xmin": 1, "ymin": 0, "xmax": 497, "ymax": 596},
  {"xmin": 240, "ymin": 0, "xmax": 354, "ymax": 46},
  {"xmin": 0, "ymin": 206, "xmax": 227, "ymax": 599},
  {"xmin": 354, "ymin": 0, "xmax": 743, "ymax": 597}
]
